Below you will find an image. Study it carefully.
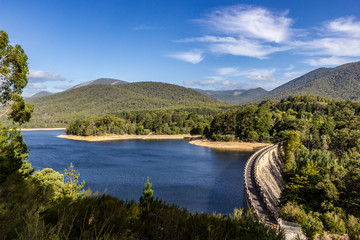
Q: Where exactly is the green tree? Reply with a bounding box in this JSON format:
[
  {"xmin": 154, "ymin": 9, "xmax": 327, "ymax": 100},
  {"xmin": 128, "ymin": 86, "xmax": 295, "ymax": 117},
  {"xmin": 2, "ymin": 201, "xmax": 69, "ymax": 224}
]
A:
[
  {"xmin": 0, "ymin": 30, "xmax": 33, "ymax": 183},
  {"xmin": 62, "ymin": 162, "xmax": 85, "ymax": 199},
  {"xmin": 0, "ymin": 30, "xmax": 33, "ymax": 122},
  {"xmin": 139, "ymin": 176, "xmax": 154, "ymax": 211}
]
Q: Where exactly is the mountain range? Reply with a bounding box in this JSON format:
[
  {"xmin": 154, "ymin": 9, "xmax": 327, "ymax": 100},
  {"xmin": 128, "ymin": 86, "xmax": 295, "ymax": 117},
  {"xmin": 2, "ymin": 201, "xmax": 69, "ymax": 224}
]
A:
[
  {"xmin": 21, "ymin": 61, "xmax": 360, "ymax": 127},
  {"xmin": 250, "ymin": 61, "xmax": 360, "ymax": 103}
]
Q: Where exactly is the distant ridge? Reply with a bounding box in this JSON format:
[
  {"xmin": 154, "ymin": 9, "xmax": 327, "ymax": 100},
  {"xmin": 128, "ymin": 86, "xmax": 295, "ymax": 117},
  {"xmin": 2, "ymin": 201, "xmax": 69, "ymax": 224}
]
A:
[
  {"xmin": 30, "ymin": 91, "xmax": 53, "ymax": 98},
  {"xmin": 194, "ymin": 87, "xmax": 268, "ymax": 103},
  {"xmin": 71, "ymin": 78, "xmax": 128, "ymax": 89},
  {"xmin": 250, "ymin": 61, "xmax": 360, "ymax": 103}
]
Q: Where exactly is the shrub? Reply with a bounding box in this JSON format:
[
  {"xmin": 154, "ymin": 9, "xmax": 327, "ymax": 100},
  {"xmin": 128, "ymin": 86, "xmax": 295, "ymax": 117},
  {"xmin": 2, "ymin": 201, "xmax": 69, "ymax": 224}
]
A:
[
  {"xmin": 302, "ymin": 212, "xmax": 324, "ymax": 240},
  {"xmin": 279, "ymin": 202, "xmax": 307, "ymax": 224},
  {"xmin": 323, "ymin": 211, "xmax": 346, "ymax": 234},
  {"xmin": 347, "ymin": 215, "xmax": 360, "ymax": 240}
]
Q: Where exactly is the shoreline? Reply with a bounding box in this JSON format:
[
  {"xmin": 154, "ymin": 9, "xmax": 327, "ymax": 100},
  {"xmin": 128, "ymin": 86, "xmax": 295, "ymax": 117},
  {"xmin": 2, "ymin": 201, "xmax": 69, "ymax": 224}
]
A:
[
  {"xmin": 20, "ymin": 128, "xmax": 66, "ymax": 131},
  {"xmin": 189, "ymin": 138, "xmax": 271, "ymax": 151},
  {"xmin": 57, "ymin": 134, "xmax": 195, "ymax": 141},
  {"xmin": 57, "ymin": 134, "xmax": 270, "ymax": 151}
]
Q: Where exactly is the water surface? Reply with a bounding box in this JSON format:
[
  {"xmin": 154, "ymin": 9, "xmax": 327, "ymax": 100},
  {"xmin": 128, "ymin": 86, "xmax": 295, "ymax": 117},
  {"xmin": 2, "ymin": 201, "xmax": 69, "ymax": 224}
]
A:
[{"xmin": 23, "ymin": 130, "xmax": 251, "ymax": 214}]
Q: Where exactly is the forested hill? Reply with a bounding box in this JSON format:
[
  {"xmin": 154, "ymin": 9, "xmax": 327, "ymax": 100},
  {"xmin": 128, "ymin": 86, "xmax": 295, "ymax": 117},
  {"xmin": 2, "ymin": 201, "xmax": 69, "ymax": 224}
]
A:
[
  {"xmin": 22, "ymin": 82, "xmax": 226, "ymax": 127},
  {"xmin": 251, "ymin": 61, "xmax": 360, "ymax": 102}
]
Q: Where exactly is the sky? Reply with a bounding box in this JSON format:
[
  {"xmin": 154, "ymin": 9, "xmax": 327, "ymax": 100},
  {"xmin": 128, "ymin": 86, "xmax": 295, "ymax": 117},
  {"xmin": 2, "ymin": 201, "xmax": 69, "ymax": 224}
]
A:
[{"xmin": 1, "ymin": 0, "xmax": 360, "ymax": 97}]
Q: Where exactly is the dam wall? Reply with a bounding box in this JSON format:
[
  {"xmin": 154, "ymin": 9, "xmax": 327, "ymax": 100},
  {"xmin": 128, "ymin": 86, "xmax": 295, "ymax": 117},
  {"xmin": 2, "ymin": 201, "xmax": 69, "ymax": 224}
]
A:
[{"xmin": 244, "ymin": 143, "xmax": 304, "ymax": 239}]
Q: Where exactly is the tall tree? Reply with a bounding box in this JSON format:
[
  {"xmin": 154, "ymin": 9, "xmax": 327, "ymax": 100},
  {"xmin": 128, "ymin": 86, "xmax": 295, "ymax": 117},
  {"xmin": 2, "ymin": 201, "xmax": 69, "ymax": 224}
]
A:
[{"xmin": 0, "ymin": 30, "xmax": 33, "ymax": 183}]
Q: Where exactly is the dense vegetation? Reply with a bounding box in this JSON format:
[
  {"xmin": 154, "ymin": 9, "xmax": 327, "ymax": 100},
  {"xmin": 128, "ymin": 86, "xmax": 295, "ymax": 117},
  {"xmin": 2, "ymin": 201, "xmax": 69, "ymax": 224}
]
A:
[
  {"xmin": 206, "ymin": 95, "xmax": 360, "ymax": 239},
  {"xmin": 1, "ymin": 165, "xmax": 284, "ymax": 240},
  {"xmin": 251, "ymin": 61, "xmax": 360, "ymax": 103},
  {"xmin": 11, "ymin": 82, "xmax": 227, "ymax": 128},
  {"xmin": 65, "ymin": 109, "xmax": 218, "ymax": 136}
]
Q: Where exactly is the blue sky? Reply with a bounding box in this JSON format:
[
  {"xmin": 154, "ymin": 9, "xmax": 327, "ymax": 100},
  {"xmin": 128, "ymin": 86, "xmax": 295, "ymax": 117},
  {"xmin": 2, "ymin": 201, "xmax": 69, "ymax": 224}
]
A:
[{"xmin": 1, "ymin": 0, "xmax": 360, "ymax": 97}]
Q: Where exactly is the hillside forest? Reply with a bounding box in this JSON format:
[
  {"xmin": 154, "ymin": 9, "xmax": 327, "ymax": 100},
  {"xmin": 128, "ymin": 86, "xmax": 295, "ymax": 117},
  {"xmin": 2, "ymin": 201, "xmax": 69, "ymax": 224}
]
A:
[{"xmin": 66, "ymin": 95, "xmax": 360, "ymax": 239}]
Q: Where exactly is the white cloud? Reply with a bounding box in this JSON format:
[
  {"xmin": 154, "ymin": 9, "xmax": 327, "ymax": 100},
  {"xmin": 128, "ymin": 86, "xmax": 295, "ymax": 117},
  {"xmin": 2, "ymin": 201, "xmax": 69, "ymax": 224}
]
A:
[
  {"xmin": 285, "ymin": 64, "xmax": 294, "ymax": 71},
  {"xmin": 26, "ymin": 82, "xmax": 47, "ymax": 89},
  {"xmin": 248, "ymin": 69, "xmax": 276, "ymax": 82},
  {"xmin": 304, "ymin": 56, "xmax": 358, "ymax": 66},
  {"xmin": 178, "ymin": 35, "xmax": 288, "ymax": 59},
  {"xmin": 176, "ymin": 35, "xmax": 237, "ymax": 43},
  {"xmin": 28, "ymin": 69, "xmax": 67, "ymax": 82},
  {"xmin": 184, "ymin": 78, "xmax": 244, "ymax": 88},
  {"xmin": 284, "ymin": 71, "xmax": 304, "ymax": 79},
  {"xmin": 201, "ymin": 5, "xmax": 293, "ymax": 43},
  {"xmin": 325, "ymin": 17, "xmax": 360, "ymax": 37},
  {"xmin": 54, "ymin": 84, "xmax": 72, "ymax": 90},
  {"xmin": 294, "ymin": 38, "xmax": 360, "ymax": 57},
  {"xmin": 215, "ymin": 67, "xmax": 241, "ymax": 76},
  {"xmin": 172, "ymin": 6, "xmax": 360, "ymax": 68},
  {"xmin": 167, "ymin": 49, "xmax": 205, "ymax": 64},
  {"xmin": 209, "ymin": 38, "xmax": 288, "ymax": 59}
]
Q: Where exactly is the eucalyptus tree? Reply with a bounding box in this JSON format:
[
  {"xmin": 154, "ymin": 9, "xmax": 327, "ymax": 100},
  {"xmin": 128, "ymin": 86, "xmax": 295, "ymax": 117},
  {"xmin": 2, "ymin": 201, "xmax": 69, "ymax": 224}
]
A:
[{"xmin": 0, "ymin": 30, "xmax": 33, "ymax": 183}]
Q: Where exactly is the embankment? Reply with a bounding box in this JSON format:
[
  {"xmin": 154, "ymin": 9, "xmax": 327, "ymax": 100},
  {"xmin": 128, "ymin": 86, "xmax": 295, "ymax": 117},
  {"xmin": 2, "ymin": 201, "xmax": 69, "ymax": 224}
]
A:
[{"xmin": 244, "ymin": 144, "xmax": 304, "ymax": 239}]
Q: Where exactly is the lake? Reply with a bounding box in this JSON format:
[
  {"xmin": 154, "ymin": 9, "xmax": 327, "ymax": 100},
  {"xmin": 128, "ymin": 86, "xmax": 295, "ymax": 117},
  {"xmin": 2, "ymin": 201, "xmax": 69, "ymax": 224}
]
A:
[{"xmin": 22, "ymin": 130, "xmax": 252, "ymax": 214}]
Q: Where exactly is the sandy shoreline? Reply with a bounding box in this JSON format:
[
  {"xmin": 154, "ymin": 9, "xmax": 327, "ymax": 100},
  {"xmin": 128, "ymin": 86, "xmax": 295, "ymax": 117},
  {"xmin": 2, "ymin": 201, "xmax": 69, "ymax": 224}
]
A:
[
  {"xmin": 189, "ymin": 138, "xmax": 270, "ymax": 151},
  {"xmin": 57, "ymin": 134, "xmax": 269, "ymax": 151},
  {"xmin": 57, "ymin": 134, "xmax": 194, "ymax": 141},
  {"xmin": 20, "ymin": 128, "xmax": 66, "ymax": 131}
]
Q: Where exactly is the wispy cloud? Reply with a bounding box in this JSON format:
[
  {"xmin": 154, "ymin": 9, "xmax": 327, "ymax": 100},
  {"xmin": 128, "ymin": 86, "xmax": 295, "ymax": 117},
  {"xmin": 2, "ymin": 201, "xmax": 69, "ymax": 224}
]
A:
[
  {"xmin": 173, "ymin": 5, "xmax": 360, "ymax": 67},
  {"xmin": 26, "ymin": 82, "xmax": 47, "ymax": 89},
  {"xmin": 209, "ymin": 37, "xmax": 288, "ymax": 59},
  {"xmin": 183, "ymin": 78, "xmax": 248, "ymax": 89},
  {"xmin": 28, "ymin": 69, "xmax": 67, "ymax": 82},
  {"xmin": 199, "ymin": 5, "xmax": 293, "ymax": 43},
  {"xmin": 215, "ymin": 66, "xmax": 276, "ymax": 82},
  {"xmin": 304, "ymin": 56, "xmax": 358, "ymax": 66},
  {"xmin": 292, "ymin": 16, "xmax": 360, "ymax": 63},
  {"xmin": 248, "ymin": 69, "xmax": 276, "ymax": 82},
  {"xmin": 293, "ymin": 38, "xmax": 360, "ymax": 57},
  {"xmin": 167, "ymin": 49, "xmax": 205, "ymax": 64},
  {"xmin": 325, "ymin": 17, "xmax": 360, "ymax": 37},
  {"xmin": 283, "ymin": 71, "xmax": 304, "ymax": 79}
]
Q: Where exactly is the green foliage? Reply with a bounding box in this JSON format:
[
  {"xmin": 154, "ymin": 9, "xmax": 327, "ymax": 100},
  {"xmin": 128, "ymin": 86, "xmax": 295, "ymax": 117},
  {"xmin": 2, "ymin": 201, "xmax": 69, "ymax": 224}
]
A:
[
  {"xmin": 322, "ymin": 211, "xmax": 346, "ymax": 234},
  {"xmin": 66, "ymin": 109, "xmax": 216, "ymax": 136},
  {"xmin": 62, "ymin": 162, "xmax": 85, "ymax": 199},
  {"xmin": 347, "ymin": 215, "xmax": 360, "ymax": 240},
  {"xmin": 139, "ymin": 176, "xmax": 154, "ymax": 211},
  {"xmin": 301, "ymin": 212, "xmax": 324, "ymax": 240},
  {"xmin": 0, "ymin": 125, "xmax": 32, "ymax": 183},
  {"xmin": 280, "ymin": 130, "xmax": 302, "ymax": 172},
  {"xmin": 279, "ymin": 202, "xmax": 307, "ymax": 224},
  {"xmin": 32, "ymin": 168, "xmax": 65, "ymax": 201}
]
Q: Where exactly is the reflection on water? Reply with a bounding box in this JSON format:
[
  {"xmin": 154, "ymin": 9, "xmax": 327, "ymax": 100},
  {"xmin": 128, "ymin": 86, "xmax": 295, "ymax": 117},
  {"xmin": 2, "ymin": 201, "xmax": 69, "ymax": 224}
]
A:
[{"xmin": 22, "ymin": 130, "xmax": 252, "ymax": 214}]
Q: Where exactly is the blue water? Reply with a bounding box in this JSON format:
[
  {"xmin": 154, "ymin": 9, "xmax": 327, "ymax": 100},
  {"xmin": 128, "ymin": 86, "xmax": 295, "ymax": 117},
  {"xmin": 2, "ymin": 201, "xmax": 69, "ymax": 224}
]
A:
[{"xmin": 22, "ymin": 130, "xmax": 251, "ymax": 214}]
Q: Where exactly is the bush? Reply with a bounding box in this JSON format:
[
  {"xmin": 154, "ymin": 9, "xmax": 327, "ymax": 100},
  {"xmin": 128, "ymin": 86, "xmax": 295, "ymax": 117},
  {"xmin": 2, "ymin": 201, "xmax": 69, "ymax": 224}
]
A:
[
  {"xmin": 347, "ymin": 215, "xmax": 360, "ymax": 240},
  {"xmin": 302, "ymin": 212, "xmax": 324, "ymax": 240},
  {"xmin": 279, "ymin": 202, "xmax": 307, "ymax": 224},
  {"xmin": 323, "ymin": 211, "xmax": 346, "ymax": 234}
]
